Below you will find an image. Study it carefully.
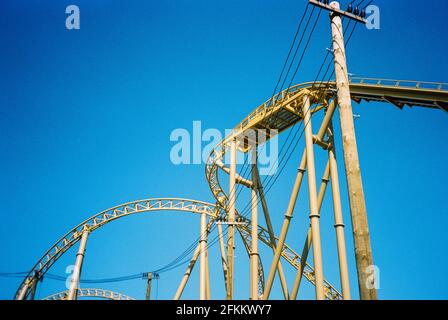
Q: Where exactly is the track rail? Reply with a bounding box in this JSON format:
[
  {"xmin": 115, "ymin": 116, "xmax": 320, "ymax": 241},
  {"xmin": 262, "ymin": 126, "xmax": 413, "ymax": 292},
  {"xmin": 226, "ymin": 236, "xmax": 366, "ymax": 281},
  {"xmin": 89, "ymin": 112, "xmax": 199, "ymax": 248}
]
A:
[
  {"xmin": 206, "ymin": 78, "xmax": 448, "ymax": 213},
  {"xmin": 17, "ymin": 78, "xmax": 447, "ymax": 301},
  {"xmin": 205, "ymin": 77, "xmax": 448, "ymax": 300},
  {"xmin": 43, "ymin": 288, "xmax": 135, "ymax": 300},
  {"xmin": 15, "ymin": 198, "xmax": 341, "ymax": 300}
]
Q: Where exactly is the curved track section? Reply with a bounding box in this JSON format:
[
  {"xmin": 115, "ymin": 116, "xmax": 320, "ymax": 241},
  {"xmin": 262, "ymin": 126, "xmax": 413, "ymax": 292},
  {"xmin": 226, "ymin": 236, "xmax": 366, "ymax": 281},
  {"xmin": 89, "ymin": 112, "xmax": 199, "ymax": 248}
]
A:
[
  {"xmin": 206, "ymin": 77, "xmax": 448, "ymax": 299},
  {"xmin": 207, "ymin": 77, "xmax": 448, "ymax": 208},
  {"xmin": 43, "ymin": 288, "xmax": 135, "ymax": 300},
  {"xmin": 15, "ymin": 199, "xmax": 220, "ymax": 299},
  {"xmin": 16, "ymin": 198, "xmax": 338, "ymax": 300},
  {"xmin": 42, "ymin": 288, "xmax": 135, "ymax": 300}
]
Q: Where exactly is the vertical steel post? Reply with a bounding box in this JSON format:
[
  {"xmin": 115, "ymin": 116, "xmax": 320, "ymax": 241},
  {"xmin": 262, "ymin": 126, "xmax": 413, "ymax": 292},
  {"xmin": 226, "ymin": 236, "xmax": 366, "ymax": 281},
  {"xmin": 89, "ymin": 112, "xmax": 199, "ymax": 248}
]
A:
[
  {"xmin": 227, "ymin": 138, "xmax": 237, "ymax": 300},
  {"xmin": 205, "ymin": 249, "xmax": 211, "ymax": 300},
  {"xmin": 328, "ymin": 123, "xmax": 351, "ymax": 299},
  {"xmin": 290, "ymin": 161, "xmax": 330, "ymax": 299},
  {"xmin": 199, "ymin": 212, "xmax": 207, "ymax": 300},
  {"xmin": 145, "ymin": 272, "xmax": 153, "ymax": 300},
  {"xmin": 330, "ymin": 0, "xmax": 377, "ymax": 300},
  {"xmin": 302, "ymin": 93, "xmax": 325, "ymax": 300},
  {"xmin": 67, "ymin": 229, "xmax": 89, "ymax": 300},
  {"xmin": 263, "ymin": 99, "xmax": 337, "ymax": 299},
  {"xmin": 217, "ymin": 222, "xmax": 229, "ymax": 291},
  {"xmin": 250, "ymin": 148, "xmax": 259, "ymax": 300}
]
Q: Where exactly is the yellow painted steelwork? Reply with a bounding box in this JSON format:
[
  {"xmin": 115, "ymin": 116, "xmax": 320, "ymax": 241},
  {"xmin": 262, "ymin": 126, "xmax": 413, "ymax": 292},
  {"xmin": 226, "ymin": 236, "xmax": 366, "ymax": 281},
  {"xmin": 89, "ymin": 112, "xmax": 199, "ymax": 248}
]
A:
[
  {"xmin": 16, "ymin": 78, "xmax": 448, "ymax": 301},
  {"xmin": 43, "ymin": 288, "xmax": 135, "ymax": 301},
  {"xmin": 15, "ymin": 198, "xmax": 341, "ymax": 300}
]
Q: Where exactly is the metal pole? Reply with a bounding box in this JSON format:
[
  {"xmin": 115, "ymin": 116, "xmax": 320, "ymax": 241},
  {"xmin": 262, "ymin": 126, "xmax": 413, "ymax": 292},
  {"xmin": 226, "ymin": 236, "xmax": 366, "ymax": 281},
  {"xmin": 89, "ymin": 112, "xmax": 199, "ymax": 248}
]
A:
[
  {"xmin": 290, "ymin": 161, "xmax": 330, "ymax": 299},
  {"xmin": 173, "ymin": 243, "xmax": 201, "ymax": 300},
  {"xmin": 289, "ymin": 101, "xmax": 337, "ymax": 299},
  {"xmin": 250, "ymin": 148, "xmax": 259, "ymax": 300},
  {"xmin": 29, "ymin": 279, "xmax": 38, "ymax": 300},
  {"xmin": 67, "ymin": 229, "xmax": 89, "ymax": 300},
  {"xmin": 205, "ymin": 249, "xmax": 211, "ymax": 300},
  {"xmin": 302, "ymin": 93, "xmax": 325, "ymax": 300},
  {"xmin": 200, "ymin": 212, "xmax": 207, "ymax": 300},
  {"xmin": 17, "ymin": 281, "xmax": 31, "ymax": 300},
  {"xmin": 174, "ymin": 219, "xmax": 213, "ymax": 300},
  {"xmin": 227, "ymin": 138, "xmax": 237, "ymax": 300},
  {"xmin": 328, "ymin": 123, "xmax": 351, "ymax": 299},
  {"xmin": 330, "ymin": 0, "xmax": 377, "ymax": 300},
  {"xmin": 145, "ymin": 272, "xmax": 153, "ymax": 300},
  {"xmin": 217, "ymin": 222, "xmax": 229, "ymax": 291},
  {"xmin": 262, "ymin": 99, "xmax": 337, "ymax": 299},
  {"xmin": 263, "ymin": 150, "xmax": 307, "ymax": 299},
  {"xmin": 253, "ymin": 165, "xmax": 290, "ymax": 299}
]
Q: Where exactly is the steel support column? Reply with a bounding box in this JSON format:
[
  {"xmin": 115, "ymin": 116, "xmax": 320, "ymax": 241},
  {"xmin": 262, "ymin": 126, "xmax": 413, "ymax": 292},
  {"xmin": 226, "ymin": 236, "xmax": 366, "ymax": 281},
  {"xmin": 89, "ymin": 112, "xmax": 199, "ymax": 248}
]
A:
[
  {"xmin": 290, "ymin": 161, "xmax": 330, "ymax": 299},
  {"xmin": 173, "ymin": 243, "xmax": 201, "ymax": 300},
  {"xmin": 263, "ymin": 150, "xmax": 307, "ymax": 299},
  {"xmin": 328, "ymin": 123, "xmax": 351, "ymax": 299},
  {"xmin": 217, "ymin": 222, "xmax": 229, "ymax": 291},
  {"xmin": 17, "ymin": 282, "xmax": 31, "ymax": 300},
  {"xmin": 67, "ymin": 229, "xmax": 89, "ymax": 300},
  {"xmin": 250, "ymin": 148, "xmax": 259, "ymax": 300},
  {"xmin": 302, "ymin": 93, "xmax": 325, "ymax": 300},
  {"xmin": 253, "ymin": 165, "xmax": 290, "ymax": 299},
  {"xmin": 205, "ymin": 248, "xmax": 211, "ymax": 300},
  {"xmin": 199, "ymin": 212, "xmax": 207, "ymax": 300},
  {"xmin": 227, "ymin": 138, "xmax": 237, "ymax": 299}
]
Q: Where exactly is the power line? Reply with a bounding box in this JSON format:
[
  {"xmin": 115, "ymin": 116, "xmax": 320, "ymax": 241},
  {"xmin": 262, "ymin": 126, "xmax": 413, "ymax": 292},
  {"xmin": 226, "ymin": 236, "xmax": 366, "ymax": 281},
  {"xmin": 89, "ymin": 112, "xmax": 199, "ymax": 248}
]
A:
[
  {"xmin": 155, "ymin": 4, "xmax": 322, "ymax": 270},
  {"xmin": 204, "ymin": 20, "xmax": 359, "ymax": 261}
]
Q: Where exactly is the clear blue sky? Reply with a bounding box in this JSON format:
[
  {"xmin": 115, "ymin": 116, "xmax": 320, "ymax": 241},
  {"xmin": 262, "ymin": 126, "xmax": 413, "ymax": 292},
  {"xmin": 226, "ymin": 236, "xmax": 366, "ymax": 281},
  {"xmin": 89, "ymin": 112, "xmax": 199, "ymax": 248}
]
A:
[{"xmin": 0, "ymin": 0, "xmax": 447, "ymax": 300}]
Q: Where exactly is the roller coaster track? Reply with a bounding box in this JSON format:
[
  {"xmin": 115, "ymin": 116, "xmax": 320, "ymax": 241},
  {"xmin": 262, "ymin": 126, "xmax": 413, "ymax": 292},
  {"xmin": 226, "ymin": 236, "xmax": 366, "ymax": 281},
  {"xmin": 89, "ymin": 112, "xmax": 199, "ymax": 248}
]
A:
[
  {"xmin": 43, "ymin": 288, "xmax": 135, "ymax": 301},
  {"xmin": 206, "ymin": 77, "xmax": 448, "ymax": 225},
  {"xmin": 205, "ymin": 77, "xmax": 448, "ymax": 299},
  {"xmin": 206, "ymin": 78, "xmax": 448, "ymax": 220},
  {"xmin": 16, "ymin": 78, "xmax": 448, "ymax": 301},
  {"xmin": 14, "ymin": 198, "xmax": 340, "ymax": 300}
]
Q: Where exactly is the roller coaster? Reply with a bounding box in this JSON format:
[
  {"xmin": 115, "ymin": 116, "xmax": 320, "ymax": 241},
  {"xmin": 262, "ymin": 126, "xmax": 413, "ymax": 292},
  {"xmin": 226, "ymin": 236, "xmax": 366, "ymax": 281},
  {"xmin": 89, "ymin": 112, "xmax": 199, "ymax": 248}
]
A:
[
  {"xmin": 14, "ymin": 77, "xmax": 448, "ymax": 300},
  {"xmin": 10, "ymin": 0, "xmax": 448, "ymax": 301}
]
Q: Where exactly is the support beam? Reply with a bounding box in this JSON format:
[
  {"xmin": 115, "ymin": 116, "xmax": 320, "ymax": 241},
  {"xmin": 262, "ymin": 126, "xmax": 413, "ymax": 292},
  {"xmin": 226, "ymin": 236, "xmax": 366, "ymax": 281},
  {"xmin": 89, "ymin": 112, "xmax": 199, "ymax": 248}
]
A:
[
  {"xmin": 328, "ymin": 123, "xmax": 351, "ymax": 299},
  {"xmin": 289, "ymin": 101, "xmax": 337, "ymax": 299},
  {"xmin": 217, "ymin": 222, "xmax": 229, "ymax": 292},
  {"xmin": 200, "ymin": 212, "xmax": 207, "ymax": 300},
  {"xmin": 173, "ymin": 243, "xmax": 201, "ymax": 300},
  {"xmin": 173, "ymin": 219, "xmax": 213, "ymax": 300},
  {"xmin": 290, "ymin": 162, "xmax": 330, "ymax": 299},
  {"xmin": 250, "ymin": 148, "xmax": 259, "ymax": 300},
  {"xmin": 262, "ymin": 99, "xmax": 337, "ymax": 300},
  {"xmin": 17, "ymin": 282, "xmax": 31, "ymax": 300},
  {"xmin": 67, "ymin": 229, "xmax": 89, "ymax": 300},
  {"xmin": 227, "ymin": 138, "xmax": 237, "ymax": 300},
  {"xmin": 330, "ymin": 1, "xmax": 377, "ymax": 300},
  {"xmin": 205, "ymin": 249, "xmax": 211, "ymax": 300},
  {"xmin": 302, "ymin": 93, "xmax": 325, "ymax": 300},
  {"xmin": 263, "ymin": 150, "xmax": 306, "ymax": 300},
  {"xmin": 28, "ymin": 272, "xmax": 42, "ymax": 300},
  {"xmin": 253, "ymin": 166, "xmax": 289, "ymax": 299}
]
